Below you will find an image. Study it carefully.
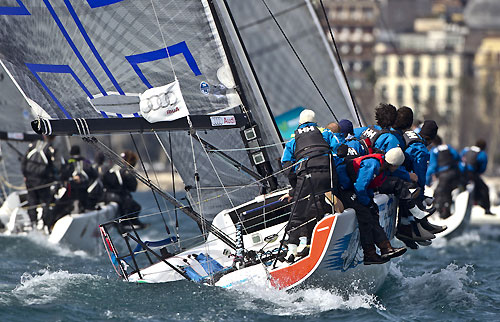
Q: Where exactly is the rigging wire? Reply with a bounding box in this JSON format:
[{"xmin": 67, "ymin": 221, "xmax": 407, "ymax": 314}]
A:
[
  {"xmin": 318, "ymin": 0, "xmax": 363, "ymax": 127},
  {"xmin": 259, "ymin": 0, "xmax": 339, "ymax": 122},
  {"xmin": 153, "ymin": 131, "xmax": 180, "ymax": 244},
  {"xmin": 129, "ymin": 133, "xmax": 171, "ymax": 235},
  {"xmin": 149, "ymin": 0, "xmax": 177, "ymax": 80}
]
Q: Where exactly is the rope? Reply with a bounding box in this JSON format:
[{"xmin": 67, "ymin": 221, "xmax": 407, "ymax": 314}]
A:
[
  {"xmin": 259, "ymin": 0, "xmax": 339, "ymax": 122},
  {"xmin": 318, "ymin": 0, "xmax": 363, "ymax": 127}
]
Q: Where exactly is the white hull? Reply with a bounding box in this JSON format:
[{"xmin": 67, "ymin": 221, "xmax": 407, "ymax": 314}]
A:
[
  {"xmin": 108, "ymin": 192, "xmax": 397, "ymax": 294},
  {"xmin": 0, "ymin": 191, "xmax": 117, "ymax": 253},
  {"xmin": 427, "ymin": 185, "xmax": 474, "ymax": 238},
  {"xmin": 470, "ymin": 205, "xmax": 500, "ymax": 226}
]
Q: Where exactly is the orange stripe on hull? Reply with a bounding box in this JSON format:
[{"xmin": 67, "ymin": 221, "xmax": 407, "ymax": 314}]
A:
[{"xmin": 269, "ymin": 215, "xmax": 336, "ymax": 290}]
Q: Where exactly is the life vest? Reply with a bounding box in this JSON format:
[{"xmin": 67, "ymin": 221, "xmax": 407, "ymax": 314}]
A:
[
  {"xmin": 435, "ymin": 144, "xmax": 457, "ymax": 169},
  {"xmin": 403, "ymin": 130, "xmax": 425, "ymax": 147},
  {"xmin": 345, "ymin": 137, "xmax": 370, "ymax": 156},
  {"xmin": 294, "ymin": 125, "xmax": 330, "ymax": 161},
  {"xmin": 67, "ymin": 158, "xmax": 90, "ymax": 183},
  {"xmin": 462, "ymin": 146, "xmax": 481, "ymax": 171},
  {"xmin": 22, "ymin": 141, "xmax": 54, "ymax": 178},
  {"xmin": 345, "ymin": 153, "xmax": 386, "ymax": 189}
]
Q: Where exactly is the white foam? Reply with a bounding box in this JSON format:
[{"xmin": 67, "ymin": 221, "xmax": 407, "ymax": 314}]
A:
[
  {"xmin": 432, "ymin": 231, "xmax": 481, "ymax": 248},
  {"xmin": 229, "ymin": 281, "xmax": 384, "ymax": 316},
  {"xmin": 12, "ymin": 269, "xmax": 100, "ymax": 305},
  {"xmin": 390, "ymin": 263, "xmax": 476, "ymax": 304},
  {"xmin": 26, "ymin": 231, "xmax": 92, "ymax": 259}
]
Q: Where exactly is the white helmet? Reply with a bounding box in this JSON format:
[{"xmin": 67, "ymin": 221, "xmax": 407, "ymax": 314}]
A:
[
  {"xmin": 385, "ymin": 147, "xmax": 405, "ymax": 166},
  {"xmin": 299, "ymin": 109, "xmax": 316, "ymax": 125}
]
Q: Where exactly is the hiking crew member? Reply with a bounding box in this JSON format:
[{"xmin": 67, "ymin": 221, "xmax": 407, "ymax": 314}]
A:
[
  {"xmin": 103, "ymin": 150, "xmax": 145, "ymax": 230},
  {"xmin": 354, "ymin": 103, "xmax": 401, "ymax": 153},
  {"xmin": 335, "ymin": 148, "xmax": 407, "ymax": 265},
  {"xmin": 21, "ymin": 136, "xmax": 57, "ymax": 227},
  {"xmin": 426, "ymin": 136, "xmax": 460, "ymax": 219},
  {"xmin": 460, "ymin": 139, "xmax": 493, "ymax": 215},
  {"xmin": 393, "ymin": 109, "xmax": 445, "ymax": 245},
  {"xmin": 61, "ymin": 145, "xmax": 97, "ymax": 211},
  {"xmin": 280, "ymin": 109, "xmax": 340, "ymax": 261}
]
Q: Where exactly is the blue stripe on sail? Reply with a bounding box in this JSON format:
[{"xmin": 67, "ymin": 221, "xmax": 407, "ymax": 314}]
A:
[
  {"xmin": 100, "ymin": 111, "xmax": 109, "ymax": 118},
  {"xmin": 25, "ymin": 64, "xmax": 94, "ymax": 119},
  {"xmin": 64, "ymin": 0, "xmax": 125, "ymax": 95},
  {"xmin": 0, "ymin": 0, "xmax": 30, "ymax": 15},
  {"xmin": 86, "ymin": 0, "xmax": 123, "ymax": 8},
  {"xmin": 116, "ymin": 113, "xmax": 123, "ymax": 118},
  {"xmin": 43, "ymin": 0, "xmax": 107, "ymax": 96},
  {"xmin": 126, "ymin": 41, "xmax": 202, "ymax": 89},
  {"xmin": 133, "ymin": 113, "xmax": 140, "ymax": 118}
]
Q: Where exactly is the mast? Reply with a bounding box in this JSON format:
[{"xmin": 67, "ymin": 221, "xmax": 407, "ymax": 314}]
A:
[{"xmin": 210, "ymin": 0, "xmax": 282, "ymax": 191}]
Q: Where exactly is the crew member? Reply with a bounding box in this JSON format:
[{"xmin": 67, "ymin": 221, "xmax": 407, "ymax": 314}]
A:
[
  {"xmin": 21, "ymin": 135, "xmax": 57, "ymax": 228},
  {"xmin": 460, "ymin": 139, "xmax": 493, "ymax": 215},
  {"xmin": 354, "ymin": 103, "xmax": 402, "ymax": 153},
  {"xmin": 103, "ymin": 150, "xmax": 145, "ymax": 230},
  {"xmin": 393, "ymin": 109, "xmax": 445, "ymax": 243},
  {"xmin": 426, "ymin": 136, "xmax": 460, "ymax": 218},
  {"xmin": 336, "ymin": 148, "xmax": 407, "ymax": 264},
  {"xmin": 280, "ymin": 109, "xmax": 340, "ymax": 261}
]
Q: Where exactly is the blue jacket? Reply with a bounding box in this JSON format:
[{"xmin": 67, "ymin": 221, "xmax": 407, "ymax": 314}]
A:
[
  {"xmin": 460, "ymin": 146, "xmax": 488, "ymax": 174},
  {"xmin": 426, "ymin": 144, "xmax": 460, "ymax": 185},
  {"xmin": 281, "ymin": 122, "xmax": 342, "ymax": 171},
  {"xmin": 344, "ymin": 134, "xmax": 368, "ymax": 156},
  {"xmin": 353, "ymin": 125, "xmax": 401, "ymax": 153},
  {"xmin": 403, "ymin": 133, "xmax": 430, "ymax": 190},
  {"xmin": 354, "ymin": 125, "xmax": 411, "ymax": 182},
  {"xmin": 335, "ymin": 157, "xmax": 383, "ymax": 206}
]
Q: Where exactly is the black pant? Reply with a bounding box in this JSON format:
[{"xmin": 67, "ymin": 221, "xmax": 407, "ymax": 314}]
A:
[
  {"xmin": 467, "ymin": 172, "xmax": 490, "ymax": 212},
  {"xmin": 435, "ymin": 169, "xmax": 459, "ymax": 215},
  {"xmin": 288, "ymin": 169, "xmax": 333, "ymax": 245},
  {"xmin": 337, "ymin": 189, "xmax": 388, "ymax": 251},
  {"xmin": 25, "ymin": 182, "xmax": 51, "ymax": 224},
  {"xmin": 378, "ymin": 175, "xmax": 417, "ymax": 220}
]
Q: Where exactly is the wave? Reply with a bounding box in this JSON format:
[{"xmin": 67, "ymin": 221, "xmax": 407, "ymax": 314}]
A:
[
  {"xmin": 432, "ymin": 231, "xmax": 481, "ymax": 248},
  {"xmin": 389, "ymin": 262, "xmax": 477, "ymax": 309},
  {"xmin": 25, "ymin": 231, "xmax": 93, "ymax": 259},
  {"xmin": 12, "ymin": 269, "xmax": 101, "ymax": 305},
  {"xmin": 228, "ymin": 280, "xmax": 385, "ymax": 316}
]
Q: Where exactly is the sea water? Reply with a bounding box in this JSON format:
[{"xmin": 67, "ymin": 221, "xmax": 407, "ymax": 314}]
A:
[{"xmin": 1, "ymin": 191, "xmax": 499, "ymax": 321}]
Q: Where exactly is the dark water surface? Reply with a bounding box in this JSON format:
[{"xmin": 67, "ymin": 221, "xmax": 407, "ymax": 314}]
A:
[{"xmin": 1, "ymin": 191, "xmax": 499, "ymax": 321}]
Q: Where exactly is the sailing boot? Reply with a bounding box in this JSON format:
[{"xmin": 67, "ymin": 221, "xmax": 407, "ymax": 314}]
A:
[
  {"xmin": 296, "ymin": 237, "xmax": 310, "ymax": 257},
  {"xmin": 418, "ymin": 217, "xmax": 447, "ymax": 234},
  {"xmin": 363, "ymin": 247, "xmax": 389, "ymax": 265},
  {"xmin": 286, "ymin": 244, "xmax": 297, "ymax": 263},
  {"xmin": 416, "ymin": 240, "xmax": 432, "ymax": 246},
  {"xmin": 376, "ymin": 240, "xmax": 407, "ymax": 260},
  {"xmin": 409, "ymin": 204, "xmax": 434, "ymax": 220},
  {"xmin": 396, "ymin": 222, "xmax": 435, "ymax": 242}
]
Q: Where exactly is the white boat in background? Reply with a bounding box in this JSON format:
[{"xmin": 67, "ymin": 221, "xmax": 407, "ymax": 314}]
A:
[
  {"xmin": 470, "ymin": 206, "xmax": 500, "ymax": 226},
  {"xmin": 427, "ymin": 184, "xmax": 474, "ymax": 238},
  {"xmin": 0, "ymin": 191, "xmax": 117, "ymax": 254}
]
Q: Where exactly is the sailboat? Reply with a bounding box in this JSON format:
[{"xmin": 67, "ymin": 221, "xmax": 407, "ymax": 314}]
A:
[
  {"xmin": 0, "ymin": 0, "xmax": 397, "ymax": 292},
  {"xmin": 0, "ymin": 61, "xmax": 118, "ymax": 253},
  {"xmin": 426, "ymin": 183, "xmax": 474, "ymax": 238}
]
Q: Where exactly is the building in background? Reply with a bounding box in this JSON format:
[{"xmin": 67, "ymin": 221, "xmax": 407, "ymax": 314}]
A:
[
  {"xmin": 316, "ymin": 0, "xmax": 380, "ymax": 123},
  {"xmin": 373, "ymin": 13, "xmax": 467, "ymax": 146}
]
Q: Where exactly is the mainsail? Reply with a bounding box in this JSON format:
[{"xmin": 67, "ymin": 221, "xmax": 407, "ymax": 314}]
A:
[
  {"xmin": 0, "ymin": 62, "xmax": 38, "ymax": 193},
  {"xmin": 0, "ymin": 0, "xmax": 358, "ymax": 220}
]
